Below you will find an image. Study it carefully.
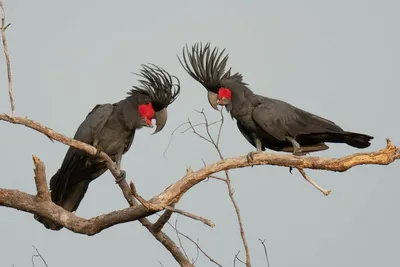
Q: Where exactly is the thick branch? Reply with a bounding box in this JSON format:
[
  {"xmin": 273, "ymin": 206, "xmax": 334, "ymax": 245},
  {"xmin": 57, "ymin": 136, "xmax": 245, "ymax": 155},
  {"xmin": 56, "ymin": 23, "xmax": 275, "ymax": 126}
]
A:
[
  {"xmin": 154, "ymin": 138, "xmax": 399, "ymax": 207},
  {"xmin": 153, "ymin": 204, "xmax": 175, "ymax": 232},
  {"xmin": 32, "ymin": 155, "xmax": 50, "ymax": 202},
  {"xmin": 1, "ymin": 115, "xmax": 399, "ymax": 234},
  {"xmin": 0, "ymin": 114, "xmax": 123, "ymax": 178}
]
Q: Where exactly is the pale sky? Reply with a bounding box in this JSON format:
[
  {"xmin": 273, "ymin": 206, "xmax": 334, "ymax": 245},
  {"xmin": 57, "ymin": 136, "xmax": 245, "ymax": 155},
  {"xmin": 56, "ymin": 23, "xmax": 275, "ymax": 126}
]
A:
[{"xmin": 1, "ymin": 1, "xmax": 399, "ymax": 266}]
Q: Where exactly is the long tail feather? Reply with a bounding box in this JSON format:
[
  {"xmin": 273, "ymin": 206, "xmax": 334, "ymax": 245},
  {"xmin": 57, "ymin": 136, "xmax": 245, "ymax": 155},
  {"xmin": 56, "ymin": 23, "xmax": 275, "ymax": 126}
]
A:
[{"xmin": 297, "ymin": 131, "xmax": 373, "ymax": 149}]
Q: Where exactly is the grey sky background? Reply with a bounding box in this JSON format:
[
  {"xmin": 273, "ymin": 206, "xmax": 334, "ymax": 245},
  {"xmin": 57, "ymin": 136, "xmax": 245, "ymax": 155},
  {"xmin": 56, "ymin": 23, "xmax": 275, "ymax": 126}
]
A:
[{"xmin": 0, "ymin": 0, "xmax": 399, "ymax": 266}]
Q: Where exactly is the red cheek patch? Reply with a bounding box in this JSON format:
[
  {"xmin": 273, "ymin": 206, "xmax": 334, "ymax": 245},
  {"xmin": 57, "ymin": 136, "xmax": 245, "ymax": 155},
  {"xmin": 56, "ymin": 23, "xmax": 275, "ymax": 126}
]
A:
[
  {"xmin": 218, "ymin": 87, "xmax": 232, "ymax": 100},
  {"xmin": 138, "ymin": 103, "xmax": 155, "ymax": 124}
]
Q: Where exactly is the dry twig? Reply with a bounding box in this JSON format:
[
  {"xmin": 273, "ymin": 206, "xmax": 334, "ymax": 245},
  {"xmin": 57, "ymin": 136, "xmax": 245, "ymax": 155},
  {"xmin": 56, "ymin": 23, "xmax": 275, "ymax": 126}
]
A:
[
  {"xmin": 0, "ymin": 1, "xmax": 15, "ymax": 115},
  {"xmin": 188, "ymin": 109, "xmax": 252, "ymax": 267},
  {"xmin": 297, "ymin": 168, "xmax": 331, "ymax": 196},
  {"xmin": 31, "ymin": 246, "xmax": 49, "ymax": 267},
  {"xmin": 167, "ymin": 219, "xmax": 223, "ymax": 266},
  {"xmin": 165, "ymin": 206, "xmax": 215, "ymax": 228},
  {"xmin": 258, "ymin": 239, "xmax": 270, "ymax": 267}
]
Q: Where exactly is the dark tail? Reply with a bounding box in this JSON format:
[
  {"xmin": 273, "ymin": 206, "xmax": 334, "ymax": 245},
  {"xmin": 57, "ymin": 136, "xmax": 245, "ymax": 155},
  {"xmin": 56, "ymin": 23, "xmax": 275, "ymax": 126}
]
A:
[
  {"xmin": 340, "ymin": 131, "xmax": 374, "ymax": 148},
  {"xmin": 34, "ymin": 167, "xmax": 93, "ymax": 231},
  {"xmin": 298, "ymin": 131, "xmax": 373, "ymax": 149}
]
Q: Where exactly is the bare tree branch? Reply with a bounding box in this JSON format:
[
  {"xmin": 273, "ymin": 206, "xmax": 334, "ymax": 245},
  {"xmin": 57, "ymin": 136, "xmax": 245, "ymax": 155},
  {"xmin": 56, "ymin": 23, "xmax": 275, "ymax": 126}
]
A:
[
  {"xmin": 298, "ymin": 168, "xmax": 331, "ymax": 196},
  {"xmin": 234, "ymin": 251, "xmax": 246, "ymax": 266},
  {"xmin": 258, "ymin": 239, "xmax": 270, "ymax": 267},
  {"xmin": 174, "ymin": 218, "xmax": 190, "ymax": 261},
  {"xmin": 0, "ymin": 0, "xmax": 15, "ymax": 115},
  {"xmin": 32, "ymin": 156, "xmax": 50, "ymax": 202},
  {"xmin": 1, "ymin": 120, "xmax": 398, "ymax": 235},
  {"xmin": 167, "ymin": 220, "xmax": 223, "ymax": 266},
  {"xmin": 31, "ymin": 246, "xmax": 49, "ymax": 267},
  {"xmin": 165, "ymin": 206, "xmax": 215, "ymax": 228},
  {"xmin": 153, "ymin": 204, "xmax": 175, "ymax": 232},
  {"xmin": 163, "ymin": 116, "xmax": 221, "ymax": 157},
  {"xmin": 188, "ymin": 110, "xmax": 252, "ymax": 266}
]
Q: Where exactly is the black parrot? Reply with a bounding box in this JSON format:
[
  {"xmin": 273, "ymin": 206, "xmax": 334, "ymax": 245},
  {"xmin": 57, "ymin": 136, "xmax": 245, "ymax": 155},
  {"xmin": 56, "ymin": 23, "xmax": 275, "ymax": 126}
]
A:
[
  {"xmin": 178, "ymin": 43, "xmax": 373, "ymax": 160},
  {"xmin": 35, "ymin": 64, "xmax": 180, "ymax": 230}
]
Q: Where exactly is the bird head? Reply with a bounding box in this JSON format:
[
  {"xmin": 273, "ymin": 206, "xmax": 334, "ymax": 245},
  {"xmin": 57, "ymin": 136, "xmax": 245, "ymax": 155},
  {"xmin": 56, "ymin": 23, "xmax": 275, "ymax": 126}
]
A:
[
  {"xmin": 130, "ymin": 64, "xmax": 181, "ymax": 134},
  {"xmin": 178, "ymin": 42, "xmax": 243, "ymax": 111},
  {"xmin": 138, "ymin": 102, "xmax": 155, "ymax": 128},
  {"xmin": 216, "ymin": 87, "xmax": 232, "ymax": 106}
]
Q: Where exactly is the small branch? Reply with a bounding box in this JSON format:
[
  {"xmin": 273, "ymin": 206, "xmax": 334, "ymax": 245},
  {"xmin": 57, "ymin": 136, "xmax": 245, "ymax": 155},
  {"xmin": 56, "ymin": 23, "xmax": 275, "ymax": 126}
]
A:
[
  {"xmin": 298, "ymin": 168, "xmax": 332, "ymax": 196},
  {"xmin": 0, "ymin": 114, "xmax": 124, "ymax": 179},
  {"xmin": 163, "ymin": 117, "xmax": 221, "ymax": 157},
  {"xmin": 32, "ymin": 155, "xmax": 50, "ymax": 202},
  {"xmin": 181, "ymin": 119, "xmax": 222, "ymax": 134},
  {"xmin": 0, "ymin": 1, "xmax": 15, "ymax": 115},
  {"xmin": 258, "ymin": 239, "xmax": 270, "ymax": 267},
  {"xmin": 165, "ymin": 206, "xmax": 215, "ymax": 228},
  {"xmin": 194, "ymin": 110, "xmax": 252, "ymax": 266},
  {"xmin": 216, "ymin": 109, "xmax": 224, "ymax": 146},
  {"xmin": 174, "ymin": 218, "xmax": 190, "ymax": 261},
  {"xmin": 130, "ymin": 181, "xmax": 163, "ymax": 211},
  {"xmin": 31, "ymin": 246, "xmax": 49, "ymax": 267},
  {"xmin": 132, "ymin": 182, "xmax": 214, "ymax": 228},
  {"xmin": 208, "ymin": 175, "xmax": 226, "ymax": 182},
  {"xmin": 234, "ymin": 251, "xmax": 246, "ymax": 266},
  {"xmin": 167, "ymin": 220, "xmax": 223, "ymax": 267},
  {"xmin": 226, "ymin": 175, "xmax": 251, "ymax": 266},
  {"xmin": 153, "ymin": 204, "xmax": 175, "ymax": 232},
  {"xmin": 187, "ymin": 118, "xmax": 213, "ymax": 144}
]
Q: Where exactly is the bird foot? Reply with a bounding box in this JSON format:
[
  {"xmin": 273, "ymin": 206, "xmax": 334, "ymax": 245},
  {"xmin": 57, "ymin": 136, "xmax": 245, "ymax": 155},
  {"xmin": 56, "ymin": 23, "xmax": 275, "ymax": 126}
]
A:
[
  {"xmin": 115, "ymin": 170, "xmax": 126, "ymax": 184},
  {"xmin": 246, "ymin": 151, "xmax": 261, "ymax": 164},
  {"xmin": 94, "ymin": 144, "xmax": 103, "ymax": 157},
  {"xmin": 289, "ymin": 167, "xmax": 294, "ymax": 174},
  {"xmin": 292, "ymin": 147, "xmax": 306, "ymax": 156}
]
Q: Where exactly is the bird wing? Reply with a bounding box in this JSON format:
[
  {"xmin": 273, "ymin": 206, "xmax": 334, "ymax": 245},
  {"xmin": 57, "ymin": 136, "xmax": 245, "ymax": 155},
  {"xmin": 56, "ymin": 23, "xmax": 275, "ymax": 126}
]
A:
[
  {"xmin": 236, "ymin": 120, "xmax": 256, "ymax": 148},
  {"xmin": 252, "ymin": 98, "xmax": 343, "ymax": 141},
  {"xmin": 123, "ymin": 130, "xmax": 136, "ymax": 154},
  {"xmin": 50, "ymin": 103, "xmax": 115, "ymax": 202}
]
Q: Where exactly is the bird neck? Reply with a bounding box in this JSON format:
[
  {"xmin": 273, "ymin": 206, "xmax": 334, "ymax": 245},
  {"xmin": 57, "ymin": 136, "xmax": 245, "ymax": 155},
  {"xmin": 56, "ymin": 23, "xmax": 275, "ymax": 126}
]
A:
[{"xmin": 228, "ymin": 84, "xmax": 255, "ymax": 118}]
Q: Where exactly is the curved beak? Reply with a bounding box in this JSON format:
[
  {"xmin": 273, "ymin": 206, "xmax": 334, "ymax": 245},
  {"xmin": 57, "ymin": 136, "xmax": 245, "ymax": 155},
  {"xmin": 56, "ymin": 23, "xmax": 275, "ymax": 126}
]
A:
[
  {"xmin": 207, "ymin": 91, "xmax": 219, "ymax": 110},
  {"xmin": 153, "ymin": 108, "xmax": 168, "ymax": 134}
]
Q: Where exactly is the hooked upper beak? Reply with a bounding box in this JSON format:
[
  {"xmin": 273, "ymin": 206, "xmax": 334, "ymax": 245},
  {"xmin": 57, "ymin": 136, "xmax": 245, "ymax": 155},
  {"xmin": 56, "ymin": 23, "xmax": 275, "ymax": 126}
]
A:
[
  {"xmin": 216, "ymin": 97, "xmax": 230, "ymax": 106},
  {"xmin": 152, "ymin": 108, "xmax": 168, "ymax": 134},
  {"xmin": 207, "ymin": 91, "xmax": 219, "ymax": 110}
]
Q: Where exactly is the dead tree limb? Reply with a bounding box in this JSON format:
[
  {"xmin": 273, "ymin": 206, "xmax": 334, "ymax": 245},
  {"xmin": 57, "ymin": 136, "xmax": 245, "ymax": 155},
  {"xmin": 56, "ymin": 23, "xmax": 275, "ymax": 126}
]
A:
[{"xmin": 1, "ymin": 113, "xmax": 399, "ymax": 236}]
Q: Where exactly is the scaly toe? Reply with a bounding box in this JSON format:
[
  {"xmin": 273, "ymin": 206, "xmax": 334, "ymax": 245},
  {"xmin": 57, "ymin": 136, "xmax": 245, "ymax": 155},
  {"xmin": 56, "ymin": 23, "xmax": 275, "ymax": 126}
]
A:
[
  {"xmin": 94, "ymin": 145, "xmax": 103, "ymax": 156},
  {"xmin": 115, "ymin": 170, "xmax": 126, "ymax": 184}
]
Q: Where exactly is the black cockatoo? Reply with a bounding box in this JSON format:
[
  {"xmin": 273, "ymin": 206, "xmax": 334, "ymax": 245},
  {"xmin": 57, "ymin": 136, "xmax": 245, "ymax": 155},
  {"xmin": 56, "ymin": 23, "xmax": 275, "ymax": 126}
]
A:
[
  {"xmin": 178, "ymin": 42, "xmax": 373, "ymax": 160},
  {"xmin": 35, "ymin": 64, "xmax": 180, "ymax": 230}
]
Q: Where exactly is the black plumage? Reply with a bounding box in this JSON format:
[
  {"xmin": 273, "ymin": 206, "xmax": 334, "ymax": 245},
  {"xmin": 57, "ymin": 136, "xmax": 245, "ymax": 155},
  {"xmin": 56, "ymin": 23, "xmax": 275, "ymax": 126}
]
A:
[
  {"xmin": 178, "ymin": 42, "xmax": 373, "ymax": 158},
  {"xmin": 35, "ymin": 64, "xmax": 180, "ymax": 230}
]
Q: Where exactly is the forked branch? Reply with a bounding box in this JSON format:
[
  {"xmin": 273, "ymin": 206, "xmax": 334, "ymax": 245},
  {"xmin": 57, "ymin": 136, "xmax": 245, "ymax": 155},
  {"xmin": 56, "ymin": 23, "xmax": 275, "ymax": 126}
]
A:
[{"xmin": 186, "ymin": 109, "xmax": 252, "ymax": 267}]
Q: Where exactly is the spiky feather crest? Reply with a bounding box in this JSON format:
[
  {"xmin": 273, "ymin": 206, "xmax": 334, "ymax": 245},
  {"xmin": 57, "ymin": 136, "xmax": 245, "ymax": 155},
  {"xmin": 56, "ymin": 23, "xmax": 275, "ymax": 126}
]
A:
[
  {"xmin": 130, "ymin": 64, "xmax": 181, "ymax": 111},
  {"xmin": 178, "ymin": 42, "xmax": 244, "ymax": 93}
]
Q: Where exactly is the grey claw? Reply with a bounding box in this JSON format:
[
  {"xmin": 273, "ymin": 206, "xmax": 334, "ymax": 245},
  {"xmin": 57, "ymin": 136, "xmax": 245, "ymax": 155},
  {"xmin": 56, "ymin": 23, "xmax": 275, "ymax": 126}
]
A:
[
  {"xmin": 292, "ymin": 147, "xmax": 304, "ymax": 156},
  {"xmin": 115, "ymin": 170, "xmax": 126, "ymax": 184},
  {"xmin": 94, "ymin": 145, "xmax": 103, "ymax": 157},
  {"xmin": 246, "ymin": 151, "xmax": 260, "ymax": 165}
]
